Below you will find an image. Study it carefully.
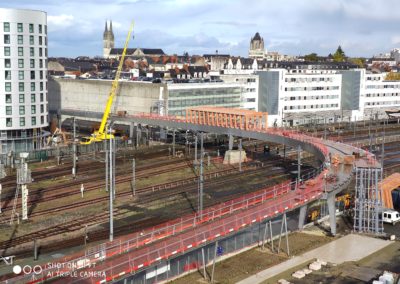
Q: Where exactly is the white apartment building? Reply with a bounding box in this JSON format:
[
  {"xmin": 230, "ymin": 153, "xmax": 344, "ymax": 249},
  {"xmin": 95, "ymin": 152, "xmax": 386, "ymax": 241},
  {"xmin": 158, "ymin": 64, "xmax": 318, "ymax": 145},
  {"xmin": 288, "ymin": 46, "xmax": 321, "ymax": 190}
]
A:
[
  {"xmin": 258, "ymin": 69, "xmax": 342, "ymax": 127},
  {"xmin": 0, "ymin": 8, "xmax": 48, "ymax": 153},
  {"xmin": 220, "ymin": 74, "xmax": 258, "ymax": 111}
]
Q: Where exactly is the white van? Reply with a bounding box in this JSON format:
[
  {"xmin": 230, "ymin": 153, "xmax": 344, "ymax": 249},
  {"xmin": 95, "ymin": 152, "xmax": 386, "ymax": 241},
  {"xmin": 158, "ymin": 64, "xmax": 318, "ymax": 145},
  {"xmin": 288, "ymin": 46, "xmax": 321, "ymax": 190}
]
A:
[{"xmin": 383, "ymin": 210, "xmax": 400, "ymax": 225}]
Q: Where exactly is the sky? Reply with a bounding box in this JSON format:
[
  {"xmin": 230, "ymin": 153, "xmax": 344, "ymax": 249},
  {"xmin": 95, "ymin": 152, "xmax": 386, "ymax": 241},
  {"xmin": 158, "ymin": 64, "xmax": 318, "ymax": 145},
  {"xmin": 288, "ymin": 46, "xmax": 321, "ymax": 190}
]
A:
[{"xmin": 3, "ymin": 0, "xmax": 400, "ymax": 58}]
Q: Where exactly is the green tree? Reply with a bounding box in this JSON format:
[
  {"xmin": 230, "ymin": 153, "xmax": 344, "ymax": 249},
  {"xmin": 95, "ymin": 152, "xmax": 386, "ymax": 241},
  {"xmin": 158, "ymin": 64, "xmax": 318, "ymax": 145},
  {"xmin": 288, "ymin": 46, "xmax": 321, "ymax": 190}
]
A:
[
  {"xmin": 333, "ymin": 45, "xmax": 346, "ymax": 62},
  {"xmin": 304, "ymin": 53, "xmax": 318, "ymax": 62}
]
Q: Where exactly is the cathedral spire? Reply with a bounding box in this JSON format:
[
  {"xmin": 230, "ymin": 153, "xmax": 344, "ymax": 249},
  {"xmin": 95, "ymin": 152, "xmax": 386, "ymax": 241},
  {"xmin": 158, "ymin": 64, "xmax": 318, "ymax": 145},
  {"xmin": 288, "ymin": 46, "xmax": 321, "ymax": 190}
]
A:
[
  {"xmin": 104, "ymin": 20, "xmax": 108, "ymax": 32},
  {"xmin": 110, "ymin": 20, "xmax": 113, "ymax": 32}
]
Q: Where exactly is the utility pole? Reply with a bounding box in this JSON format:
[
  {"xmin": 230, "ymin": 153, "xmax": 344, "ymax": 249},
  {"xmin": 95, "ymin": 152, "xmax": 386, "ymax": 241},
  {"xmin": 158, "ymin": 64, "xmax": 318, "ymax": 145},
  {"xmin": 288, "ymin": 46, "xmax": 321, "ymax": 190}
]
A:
[
  {"xmin": 72, "ymin": 117, "xmax": 77, "ymax": 178},
  {"xmin": 105, "ymin": 137, "xmax": 108, "ymax": 192},
  {"xmin": 172, "ymin": 129, "xmax": 176, "ymax": 157},
  {"xmin": 109, "ymin": 125, "xmax": 114, "ymax": 242},
  {"xmin": 112, "ymin": 137, "xmax": 116, "ymax": 199},
  {"xmin": 239, "ymin": 138, "xmax": 242, "ymax": 172},
  {"xmin": 0, "ymin": 162, "xmax": 4, "ymax": 214},
  {"xmin": 194, "ymin": 134, "xmax": 198, "ymax": 164},
  {"xmin": 381, "ymin": 120, "xmax": 385, "ymax": 172},
  {"xmin": 198, "ymin": 133, "xmax": 204, "ymax": 219},
  {"xmin": 131, "ymin": 158, "xmax": 136, "ymax": 196},
  {"xmin": 297, "ymin": 146, "xmax": 301, "ymax": 185}
]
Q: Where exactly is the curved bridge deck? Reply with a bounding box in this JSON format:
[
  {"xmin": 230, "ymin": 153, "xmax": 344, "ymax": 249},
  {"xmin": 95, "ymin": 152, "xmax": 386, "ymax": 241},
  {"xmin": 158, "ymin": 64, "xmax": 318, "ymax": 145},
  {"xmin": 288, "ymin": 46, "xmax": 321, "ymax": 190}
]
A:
[{"xmin": 17, "ymin": 112, "xmax": 380, "ymax": 284}]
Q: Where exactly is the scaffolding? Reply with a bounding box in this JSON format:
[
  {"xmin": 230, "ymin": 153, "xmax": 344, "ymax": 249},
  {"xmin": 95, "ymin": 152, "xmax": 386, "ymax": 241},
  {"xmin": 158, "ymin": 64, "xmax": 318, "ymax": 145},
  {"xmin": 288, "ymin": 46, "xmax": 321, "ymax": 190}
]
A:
[
  {"xmin": 353, "ymin": 167, "xmax": 384, "ymax": 234},
  {"xmin": 186, "ymin": 107, "xmax": 268, "ymax": 131}
]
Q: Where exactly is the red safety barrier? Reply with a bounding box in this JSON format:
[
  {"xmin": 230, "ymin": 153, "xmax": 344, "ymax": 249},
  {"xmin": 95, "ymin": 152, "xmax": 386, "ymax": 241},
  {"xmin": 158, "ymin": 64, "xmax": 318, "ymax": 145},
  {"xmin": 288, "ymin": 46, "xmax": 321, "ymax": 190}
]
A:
[{"xmin": 12, "ymin": 113, "xmax": 369, "ymax": 284}]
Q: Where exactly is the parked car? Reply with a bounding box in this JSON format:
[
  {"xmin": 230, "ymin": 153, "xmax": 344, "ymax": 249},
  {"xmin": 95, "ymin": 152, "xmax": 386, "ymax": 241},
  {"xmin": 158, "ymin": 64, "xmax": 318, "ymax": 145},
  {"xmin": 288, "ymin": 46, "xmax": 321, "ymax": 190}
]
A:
[{"xmin": 383, "ymin": 210, "xmax": 400, "ymax": 225}]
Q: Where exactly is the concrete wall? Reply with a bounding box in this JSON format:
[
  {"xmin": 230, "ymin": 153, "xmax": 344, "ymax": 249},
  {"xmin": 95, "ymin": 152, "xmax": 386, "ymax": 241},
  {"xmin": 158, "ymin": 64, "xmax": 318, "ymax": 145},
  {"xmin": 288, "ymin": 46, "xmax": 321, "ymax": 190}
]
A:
[{"xmin": 49, "ymin": 78, "xmax": 168, "ymax": 119}]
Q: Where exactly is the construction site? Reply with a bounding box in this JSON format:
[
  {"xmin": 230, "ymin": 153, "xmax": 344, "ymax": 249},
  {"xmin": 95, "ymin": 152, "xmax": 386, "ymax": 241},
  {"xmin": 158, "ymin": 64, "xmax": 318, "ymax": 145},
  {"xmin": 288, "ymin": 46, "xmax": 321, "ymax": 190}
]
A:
[{"xmin": 0, "ymin": 22, "xmax": 399, "ymax": 284}]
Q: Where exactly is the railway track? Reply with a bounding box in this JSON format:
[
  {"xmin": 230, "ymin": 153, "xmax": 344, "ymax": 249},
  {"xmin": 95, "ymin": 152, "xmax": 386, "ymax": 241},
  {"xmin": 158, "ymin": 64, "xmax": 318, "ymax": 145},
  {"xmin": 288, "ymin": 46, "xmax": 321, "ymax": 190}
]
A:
[
  {"xmin": 0, "ymin": 164, "xmax": 291, "ymax": 258},
  {"xmin": 0, "ymin": 157, "xmax": 198, "ymax": 204},
  {"xmin": 0, "ymin": 158, "xmax": 280, "ymax": 219}
]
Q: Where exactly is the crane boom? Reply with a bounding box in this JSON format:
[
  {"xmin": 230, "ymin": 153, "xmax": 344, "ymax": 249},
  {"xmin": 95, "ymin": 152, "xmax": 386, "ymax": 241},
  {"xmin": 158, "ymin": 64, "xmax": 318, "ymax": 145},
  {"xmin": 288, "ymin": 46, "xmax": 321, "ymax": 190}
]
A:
[{"xmin": 81, "ymin": 21, "xmax": 135, "ymax": 145}]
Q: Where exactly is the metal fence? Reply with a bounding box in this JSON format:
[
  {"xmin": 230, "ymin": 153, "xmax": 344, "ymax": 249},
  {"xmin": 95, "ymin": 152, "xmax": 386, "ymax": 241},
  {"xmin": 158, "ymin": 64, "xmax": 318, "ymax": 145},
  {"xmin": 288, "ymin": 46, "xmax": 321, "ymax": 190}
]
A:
[{"xmin": 14, "ymin": 164, "xmax": 326, "ymax": 284}]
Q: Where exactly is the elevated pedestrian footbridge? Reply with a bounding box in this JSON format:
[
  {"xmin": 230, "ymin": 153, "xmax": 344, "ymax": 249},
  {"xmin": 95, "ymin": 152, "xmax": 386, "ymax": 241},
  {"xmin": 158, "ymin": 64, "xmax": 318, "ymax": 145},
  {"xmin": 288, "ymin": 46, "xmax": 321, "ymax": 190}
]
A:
[{"xmin": 14, "ymin": 108, "xmax": 380, "ymax": 284}]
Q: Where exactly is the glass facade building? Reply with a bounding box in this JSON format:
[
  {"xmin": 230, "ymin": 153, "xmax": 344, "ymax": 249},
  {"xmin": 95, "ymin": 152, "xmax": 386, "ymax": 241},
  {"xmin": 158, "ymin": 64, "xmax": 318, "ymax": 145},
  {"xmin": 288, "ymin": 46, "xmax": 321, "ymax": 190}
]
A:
[{"xmin": 167, "ymin": 83, "xmax": 242, "ymax": 117}]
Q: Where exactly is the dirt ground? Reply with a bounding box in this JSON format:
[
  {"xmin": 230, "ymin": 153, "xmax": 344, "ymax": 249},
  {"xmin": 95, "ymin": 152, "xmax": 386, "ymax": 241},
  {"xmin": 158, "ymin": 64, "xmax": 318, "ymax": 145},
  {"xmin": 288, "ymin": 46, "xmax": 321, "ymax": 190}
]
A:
[{"xmin": 170, "ymin": 232, "xmax": 333, "ymax": 284}]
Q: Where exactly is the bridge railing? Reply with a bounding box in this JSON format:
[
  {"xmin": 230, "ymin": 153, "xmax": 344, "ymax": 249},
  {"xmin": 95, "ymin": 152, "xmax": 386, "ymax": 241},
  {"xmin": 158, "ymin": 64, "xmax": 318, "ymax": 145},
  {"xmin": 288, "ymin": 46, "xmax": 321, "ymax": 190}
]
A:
[
  {"xmin": 17, "ymin": 165, "xmax": 325, "ymax": 284},
  {"xmin": 71, "ymin": 175, "xmax": 325, "ymax": 284}
]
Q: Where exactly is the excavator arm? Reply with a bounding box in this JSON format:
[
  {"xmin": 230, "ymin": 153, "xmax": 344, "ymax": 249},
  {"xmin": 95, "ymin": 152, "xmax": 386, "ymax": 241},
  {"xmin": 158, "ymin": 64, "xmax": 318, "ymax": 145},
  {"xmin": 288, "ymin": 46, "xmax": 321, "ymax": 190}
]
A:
[{"xmin": 81, "ymin": 21, "xmax": 135, "ymax": 145}]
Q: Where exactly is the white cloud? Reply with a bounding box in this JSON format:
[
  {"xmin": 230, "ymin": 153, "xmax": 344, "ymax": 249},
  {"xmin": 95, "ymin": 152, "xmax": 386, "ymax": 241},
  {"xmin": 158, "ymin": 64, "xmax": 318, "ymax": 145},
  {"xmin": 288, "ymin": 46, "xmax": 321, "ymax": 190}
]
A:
[{"xmin": 47, "ymin": 14, "xmax": 74, "ymax": 28}]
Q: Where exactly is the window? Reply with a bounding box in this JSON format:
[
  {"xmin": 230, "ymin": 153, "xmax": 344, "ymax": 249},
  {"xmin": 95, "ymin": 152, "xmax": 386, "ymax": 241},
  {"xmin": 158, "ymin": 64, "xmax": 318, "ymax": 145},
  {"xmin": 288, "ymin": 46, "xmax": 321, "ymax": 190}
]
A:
[
  {"xmin": 18, "ymin": 59, "xmax": 24, "ymax": 68},
  {"xmin": 40, "ymin": 116, "xmax": 44, "ymax": 124},
  {"xmin": 19, "ymin": 82, "xmax": 24, "ymax": 92},
  {"xmin": 39, "ymin": 36, "xmax": 42, "ymax": 45},
  {"xmin": 4, "ymin": 34, "xmax": 10, "ymax": 44},
  {"xmin": 31, "ymin": 105, "xmax": 36, "ymax": 114},
  {"xmin": 40, "ymin": 93, "xmax": 44, "ymax": 102},
  {"xmin": 19, "ymin": 106, "xmax": 25, "ymax": 115},
  {"xmin": 45, "ymin": 25, "xmax": 47, "ymax": 34},
  {"xmin": 39, "ymin": 48, "xmax": 42, "ymax": 57},
  {"xmin": 30, "ymin": 72, "xmax": 35, "ymax": 80},
  {"xmin": 17, "ymin": 23, "xmax": 23, "ymax": 33},
  {"xmin": 39, "ymin": 60, "xmax": 43, "ymax": 68},
  {"xmin": 39, "ymin": 24, "xmax": 42, "ymax": 34},
  {"xmin": 5, "ymin": 70, "xmax": 11, "ymax": 80},
  {"xmin": 30, "ymin": 47, "xmax": 34, "ymax": 56},
  {"xmin": 5, "ymin": 94, "xmax": 11, "ymax": 103},
  {"xmin": 39, "ymin": 71, "xmax": 43, "ymax": 79},
  {"xmin": 3, "ymin": 22, "xmax": 10, "ymax": 32},
  {"xmin": 5, "ymin": 82, "xmax": 11, "ymax": 92},
  {"xmin": 19, "ymin": 71, "xmax": 24, "ymax": 80},
  {"xmin": 19, "ymin": 94, "xmax": 24, "ymax": 103},
  {"xmin": 6, "ymin": 106, "xmax": 12, "ymax": 115},
  {"xmin": 18, "ymin": 35, "xmax": 23, "ymax": 44},
  {"xmin": 18, "ymin": 47, "xmax": 23, "ymax": 56},
  {"xmin": 29, "ymin": 24, "xmax": 34, "ymax": 33},
  {"xmin": 31, "ymin": 82, "xmax": 35, "ymax": 91},
  {"xmin": 29, "ymin": 35, "xmax": 34, "ymax": 45},
  {"xmin": 4, "ymin": 46, "xmax": 10, "ymax": 56},
  {"xmin": 20, "ymin": 117, "xmax": 25, "ymax": 127},
  {"xmin": 30, "ymin": 59, "xmax": 35, "ymax": 68},
  {"xmin": 40, "ymin": 82, "xmax": 43, "ymax": 91},
  {"xmin": 6, "ymin": 118, "xmax": 12, "ymax": 127},
  {"xmin": 40, "ymin": 104, "xmax": 44, "ymax": 113},
  {"xmin": 31, "ymin": 116, "xmax": 36, "ymax": 126},
  {"xmin": 31, "ymin": 94, "xmax": 36, "ymax": 103},
  {"xmin": 5, "ymin": 59, "xmax": 10, "ymax": 68}
]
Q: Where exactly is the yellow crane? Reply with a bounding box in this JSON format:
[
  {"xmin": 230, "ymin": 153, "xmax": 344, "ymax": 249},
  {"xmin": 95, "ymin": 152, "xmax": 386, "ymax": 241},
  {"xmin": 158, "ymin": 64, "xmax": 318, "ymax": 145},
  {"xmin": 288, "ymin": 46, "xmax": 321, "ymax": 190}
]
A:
[{"xmin": 80, "ymin": 21, "xmax": 135, "ymax": 145}]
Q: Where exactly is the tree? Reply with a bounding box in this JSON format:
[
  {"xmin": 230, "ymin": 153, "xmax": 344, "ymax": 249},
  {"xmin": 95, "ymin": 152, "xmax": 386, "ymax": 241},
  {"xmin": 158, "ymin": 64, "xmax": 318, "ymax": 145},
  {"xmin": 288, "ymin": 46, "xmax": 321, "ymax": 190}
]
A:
[
  {"xmin": 349, "ymin": 57, "xmax": 365, "ymax": 68},
  {"xmin": 333, "ymin": 45, "xmax": 346, "ymax": 62},
  {"xmin": 385, "ymin": 72, "xmax": 400, "ymax": 80},
  {"xmin": 304, "ymin": 53, "xmax": 318, "ymax": 62}
]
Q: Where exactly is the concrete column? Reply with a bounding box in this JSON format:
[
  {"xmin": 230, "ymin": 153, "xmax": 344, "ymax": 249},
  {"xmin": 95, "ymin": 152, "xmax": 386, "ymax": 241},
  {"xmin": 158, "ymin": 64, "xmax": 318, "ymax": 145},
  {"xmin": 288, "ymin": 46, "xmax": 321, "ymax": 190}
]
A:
[
  {"xmin": 136, "ymin": 124, "xmax": 141, "ymax": 147},
  {"xmin": 298, "ymin": 205, "xmax": 307, "ymax": 230},
  {"xmin": 228, "ymin": 135, "xmax": 234, "ymax": 151},
  {"xmin": 327, "ymin": 194, "xmax": 336, "ymax": 236},
  {"xmin": 129, "ymin": 122, "xmax": 134, "ymax": 140}
]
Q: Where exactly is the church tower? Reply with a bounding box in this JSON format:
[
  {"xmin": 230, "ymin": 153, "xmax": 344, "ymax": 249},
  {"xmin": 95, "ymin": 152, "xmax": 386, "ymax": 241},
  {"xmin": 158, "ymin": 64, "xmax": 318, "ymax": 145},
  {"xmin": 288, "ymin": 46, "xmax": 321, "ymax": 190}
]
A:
[
  {"xmin": 103, "ymin": 20, "xmax": 115, "ymax": 58},
  {"xmin": 249, "ymin": 32, "xmax": 266, "ymax": 59}
]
